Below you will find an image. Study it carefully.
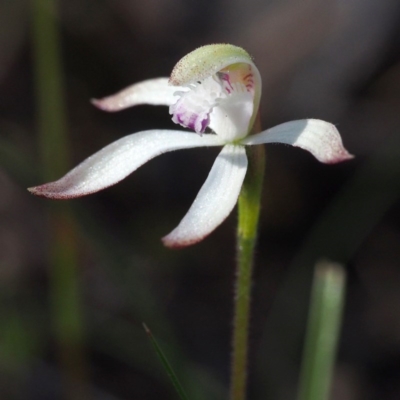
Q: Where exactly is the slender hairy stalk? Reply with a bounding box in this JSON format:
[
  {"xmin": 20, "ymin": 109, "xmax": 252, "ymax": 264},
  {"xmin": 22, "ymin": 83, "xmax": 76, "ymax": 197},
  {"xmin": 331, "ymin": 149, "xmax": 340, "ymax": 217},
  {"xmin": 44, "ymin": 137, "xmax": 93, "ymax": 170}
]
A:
[
  {"xmin": 297, "ymin": 260, "xmax": 346, "ymax": 400},
  {"xmin": 230, "ymin": 115, "xmax": 265, "ymax": 400},
  {"xmin": 31, "ymin": 1, "xmax": 87, "ymax": 398}
]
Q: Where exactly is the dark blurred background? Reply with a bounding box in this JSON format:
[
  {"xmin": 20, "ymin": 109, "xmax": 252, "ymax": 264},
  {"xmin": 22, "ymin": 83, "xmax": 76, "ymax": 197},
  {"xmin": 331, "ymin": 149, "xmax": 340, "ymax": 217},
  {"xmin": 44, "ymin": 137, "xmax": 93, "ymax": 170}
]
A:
[{"xmin": 1, "ymin": 0, "xmax": 400, "ymax": 399}]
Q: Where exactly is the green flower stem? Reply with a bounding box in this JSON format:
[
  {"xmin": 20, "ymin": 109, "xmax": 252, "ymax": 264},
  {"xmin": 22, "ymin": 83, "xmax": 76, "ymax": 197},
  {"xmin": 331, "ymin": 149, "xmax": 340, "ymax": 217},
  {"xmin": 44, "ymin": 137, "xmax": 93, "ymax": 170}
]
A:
[
  {"xmin": 297, "ymin": 260, "xmax": 346, "ymax": 400},
  {"xmin": 230, "ymin": 115, "xmax": 265, "ymax": 400},
  {"xmin": 31, "ymin": 1, "xmax": 87, "ymax": 398}
]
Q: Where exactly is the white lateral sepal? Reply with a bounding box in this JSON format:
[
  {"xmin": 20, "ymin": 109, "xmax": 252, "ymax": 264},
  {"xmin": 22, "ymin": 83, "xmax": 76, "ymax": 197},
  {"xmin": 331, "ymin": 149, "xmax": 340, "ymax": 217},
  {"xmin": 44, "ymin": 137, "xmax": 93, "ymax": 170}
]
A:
[{"xmin": 28, "ymin": 130, "xmax": 225, "ymax": 199}]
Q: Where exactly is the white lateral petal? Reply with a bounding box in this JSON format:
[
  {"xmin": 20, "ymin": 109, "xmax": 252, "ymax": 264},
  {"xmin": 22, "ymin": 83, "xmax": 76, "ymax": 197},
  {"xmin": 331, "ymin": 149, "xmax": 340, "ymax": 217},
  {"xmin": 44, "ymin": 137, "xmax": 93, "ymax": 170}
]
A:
[
  {"xmin": 28, "ymin": 130, "xmax": 225, "ymax": 199},
  {"xmin": 92, "ymin": 78, "xmax": 183, "ymax": 111},
  {"xmin": 162, "ymin": 145, "xmax": 247, "ymax": 248},
  {"xmin": 242, "ymin": 119, "xmax": 354, "ymax": 164}
]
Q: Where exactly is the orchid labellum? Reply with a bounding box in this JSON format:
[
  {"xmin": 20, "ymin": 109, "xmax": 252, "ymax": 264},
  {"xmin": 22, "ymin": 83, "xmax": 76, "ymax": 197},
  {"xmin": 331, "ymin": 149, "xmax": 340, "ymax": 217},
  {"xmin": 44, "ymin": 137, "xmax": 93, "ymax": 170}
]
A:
[{"xmin": 29, "ymin": 44, "xmax": 353, "ymax": 248}]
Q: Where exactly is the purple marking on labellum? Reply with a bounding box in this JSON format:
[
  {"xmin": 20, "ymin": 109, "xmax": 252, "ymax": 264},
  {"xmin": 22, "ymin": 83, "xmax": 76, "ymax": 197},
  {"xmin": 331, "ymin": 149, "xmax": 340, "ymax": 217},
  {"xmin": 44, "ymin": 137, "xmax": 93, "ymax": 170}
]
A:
[{"xmin": 173, "ymin": 110, "xmax": 210, "ymax": 134}]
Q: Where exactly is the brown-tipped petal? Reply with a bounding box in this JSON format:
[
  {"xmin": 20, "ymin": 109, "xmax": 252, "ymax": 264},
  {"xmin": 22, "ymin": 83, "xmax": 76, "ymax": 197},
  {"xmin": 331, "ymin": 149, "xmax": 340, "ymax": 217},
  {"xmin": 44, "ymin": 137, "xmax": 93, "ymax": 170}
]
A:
[
  {"xmin": 162, "ymin": 145, "xmax": 247, "ymax": 248},
  {"xmin": 28, "ymin": 130, "xmax": 225, "ymax": 200},
  {"xmin": 92, "ymin": 78, "xmax": 180, "ymax": 112},
  {"xmin": 242, "ymin": 119, "xmax": 353, "ymax": 164}
]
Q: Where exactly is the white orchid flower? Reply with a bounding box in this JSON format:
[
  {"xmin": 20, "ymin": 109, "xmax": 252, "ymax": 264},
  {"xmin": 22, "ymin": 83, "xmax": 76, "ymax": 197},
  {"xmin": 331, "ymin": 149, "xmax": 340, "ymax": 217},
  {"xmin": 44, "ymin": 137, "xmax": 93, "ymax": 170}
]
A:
[{"xmin": 29, "ymin": 44, "xmax": 353, "ymax": 248}]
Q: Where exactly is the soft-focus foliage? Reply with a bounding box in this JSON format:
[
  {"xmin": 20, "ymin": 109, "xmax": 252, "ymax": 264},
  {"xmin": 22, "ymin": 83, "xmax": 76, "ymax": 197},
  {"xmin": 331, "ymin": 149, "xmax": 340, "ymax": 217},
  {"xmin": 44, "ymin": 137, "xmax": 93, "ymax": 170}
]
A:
[{"xmin": 1, "ymin": 0, "xmax": 400, "ymax": 399}]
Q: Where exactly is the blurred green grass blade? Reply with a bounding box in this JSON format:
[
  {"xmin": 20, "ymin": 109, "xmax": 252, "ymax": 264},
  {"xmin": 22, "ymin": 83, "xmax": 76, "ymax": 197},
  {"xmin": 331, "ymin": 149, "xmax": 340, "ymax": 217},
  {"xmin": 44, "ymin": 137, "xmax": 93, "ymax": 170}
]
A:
[
  {"xmin": 297, "ymin": 260, "xmax": 346, "ymax": 400},
  {"xmin": 31, "ymin": 0, "xmax": 87, "ymax": 398},
  {"xmin": 31, "ymin": 0, "xmax": 69, "ymax": 180},
  {"xmin": 143, "ymin": 324, "xmax": 190, "ymax": 400}
]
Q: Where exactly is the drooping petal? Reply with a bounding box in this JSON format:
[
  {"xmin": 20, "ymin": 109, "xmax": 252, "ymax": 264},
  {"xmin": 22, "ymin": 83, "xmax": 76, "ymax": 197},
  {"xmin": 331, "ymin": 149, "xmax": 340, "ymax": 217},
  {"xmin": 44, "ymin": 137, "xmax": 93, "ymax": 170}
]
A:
[
  {"xmin": 92, "ymin": 78, "xmax": 183, "ymax": 112},
  {"xmin": 242, "ymin": 119, "xmax": 353, "ymax": 164},
  {"xmin": 162, "ymin": 144, "xmax": 248, "ymax": 248},
  {"xmin": 28, "ymin": 130, "xmax": 225, "ymax": 199}
]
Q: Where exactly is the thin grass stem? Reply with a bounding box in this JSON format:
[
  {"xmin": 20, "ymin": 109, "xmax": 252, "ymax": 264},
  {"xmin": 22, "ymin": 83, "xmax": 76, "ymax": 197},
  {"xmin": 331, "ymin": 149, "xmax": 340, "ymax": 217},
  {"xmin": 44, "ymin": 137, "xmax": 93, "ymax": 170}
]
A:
[{"xmin": 31, "ymin": 1, "xmax": 88, "ymax": 398}]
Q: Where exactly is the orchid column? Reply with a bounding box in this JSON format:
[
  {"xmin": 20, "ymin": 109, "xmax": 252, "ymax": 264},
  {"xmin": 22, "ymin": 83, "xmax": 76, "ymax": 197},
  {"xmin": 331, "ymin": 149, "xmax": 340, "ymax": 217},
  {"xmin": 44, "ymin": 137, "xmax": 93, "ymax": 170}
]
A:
[{"xmin": 29, "ymin": 44, "xmax": 353, "ymax": 400}]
